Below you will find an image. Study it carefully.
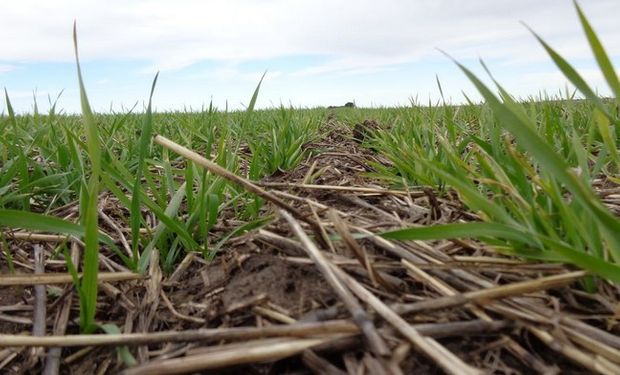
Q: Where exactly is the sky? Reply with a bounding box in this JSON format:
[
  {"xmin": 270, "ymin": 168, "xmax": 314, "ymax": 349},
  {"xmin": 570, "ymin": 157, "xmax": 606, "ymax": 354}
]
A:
[{"xmin": 1, "ymin": 0, "xmax": 619, "ymax": 113}]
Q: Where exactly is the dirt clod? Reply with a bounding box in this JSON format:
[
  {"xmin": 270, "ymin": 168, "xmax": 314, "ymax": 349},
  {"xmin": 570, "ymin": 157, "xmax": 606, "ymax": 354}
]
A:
[{"xmin": 221, "ymin": 254, "xmax": 333, "ymax": 317}]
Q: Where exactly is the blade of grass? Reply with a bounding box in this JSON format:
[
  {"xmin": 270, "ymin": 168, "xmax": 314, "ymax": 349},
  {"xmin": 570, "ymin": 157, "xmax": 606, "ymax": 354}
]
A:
[
  {"xmin": 130, "ymin": 73, "xmax": 159, "ymax": 265},
  {"xmin": 0, "ymin": 233, "xmax": 15, "ymax": 274},
  {"xmin": 574, "ymin": 0, "xmax": 620, "ymax": 100},
  {"xmin": 3, "ymin": 89, "xmax": 16, "ymax": 131},
  {"xmin": 0, "ymin": 209, "xmax": 115, "ymax": 246},
  {"xmin": 73, "ymin": 22, "xmax": 101, "ymax": 333},
  {"xmin": 100, "ymin": 323, "xmax": 137, "ymax": 367},
  {"xmin": 138, "ymin": 182, "xmax": 187, "ymax": 273},
  {"xmin": 449, "ymin": 56, "xmax": 620, "ymax": 259},
  {"xmin": 381, "ymin": 222, "xmax": 532, "ymax": 243},
  {"xmin": 523, "ymin": 24, "xmax": 617, "ymax": 126},
  {"xmin": 208, "ymin": 215, "xmax": 273, "ymax": 260},
  {"xmin": 101, "ymin": 166, "xmax": 200, "ymax": 251},
  {"xmin": 380, "ymin": 223, "xmax": 620, "ymax": 283}
]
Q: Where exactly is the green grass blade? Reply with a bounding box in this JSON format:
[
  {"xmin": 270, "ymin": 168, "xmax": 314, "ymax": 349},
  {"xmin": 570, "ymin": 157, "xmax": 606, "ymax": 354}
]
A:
[
  {"xmin": 101, "ymin": 164, "xmax": 200, "ymax": 251},
  {"xmin": 0, "ymin": 209, "xmax": 116, "ymax": 246},
  {"xmin": 208, "ymin": 215, "xmax": 272, "ymax": 260},
  {"xmin": 594, "ymin": 109, "xmax": 620, "ymax": 172},
  {"xmin": 100, "ymin": 324, "xmax": 137, "ymax": 367},
  {"xmin": 130, "ymin": 73, "xmax": 159, "ymax": 263},
  {"xmin": 73, "ymin": 24, "xmax": 100, "ymax": 176},
  {"xmin": 73, "ymin": 22, "xmax": 101, "ymax": 333},
  {"xmin": 452, "ymin": 59, "xmax": 620, "ymax": 246},
  {"xmin": 525, "ymin": 25, "xmax": 615, "ymax": 123},
  {"xmin": 3, "ymin": 89, "xmax": 16, "ymax": 130},
  {"xmin": 247, "ymin": 71, "xmax": 266, "ymax": 114},
  {"xmin": 237, "ymin": 71, "xmax": 266, "ymax": 139},
  {"xmin": 424, "ymin": 159, "xmax": 517, "ymax": 225},
  {"xmin": 138, "ymin": 182, "xmax": 187, "ymax": 273},
  {"xmin": 574, "ymin": 0, "xmax": 620, "ymax": 99},
  {"xmin": 63, "ymin": 246, "xmax": 82, "ymax": 297},
  {"xmin": 380, "ymin": 222, "xmax": 535, "ymax": 245},
  {"xmin": 380, "ymin": 222, "xmax": 620, "ymax": 283},
  {"xmin": 535, "ymin": 238, "xmax": 620, "ymax": 283},
  {"xmin": 0, "ymin": 233, "xmax": 15, "ymax": 273}
]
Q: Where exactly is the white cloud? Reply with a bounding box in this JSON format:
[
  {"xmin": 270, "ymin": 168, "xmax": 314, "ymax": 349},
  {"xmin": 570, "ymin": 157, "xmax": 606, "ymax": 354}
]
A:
[
  {"xmin": 0, "ymin": 64, "xmax": 15, "ymax": 74},
  {"xmin": 184, "ymin": 65, "xmax": 282, "ymax": 83},
  {"xmin": 1, "ymin": 0, "xmax": 618, "ymax": 74},
  {"xmin": 2, "ymin": 0, "xmax": 619, "ymax": 113}
]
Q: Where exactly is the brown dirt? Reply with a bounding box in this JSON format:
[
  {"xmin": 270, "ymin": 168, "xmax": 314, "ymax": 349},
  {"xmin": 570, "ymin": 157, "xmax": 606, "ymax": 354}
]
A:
[
  {"xmin": 1, "ymin": 119, "xmax": 619, "ymax": 374},
  {"xmin": 220, "ymin": 254, "xmax": 334, "ymax": 315},
  {"xmin": 0, "ymin": 286, "xmax": 25, "ymax": 335}
]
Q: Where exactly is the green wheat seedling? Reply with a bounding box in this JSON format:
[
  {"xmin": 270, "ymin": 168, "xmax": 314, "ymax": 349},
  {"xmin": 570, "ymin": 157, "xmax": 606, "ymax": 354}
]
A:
[
  {"xmin": 71, "ymin": 22, "xmax": 103, "ymax": 333},
  {"xmin": 1, "ymin": 3, "xmax": 618, "ymax": 342},
  {"xmin": 131, "ymin": 72, "xmax": 158, "ymax": 271},
  {"xmin": 380, "ymin": 1, "xmax": 620, "ymax": 283}
]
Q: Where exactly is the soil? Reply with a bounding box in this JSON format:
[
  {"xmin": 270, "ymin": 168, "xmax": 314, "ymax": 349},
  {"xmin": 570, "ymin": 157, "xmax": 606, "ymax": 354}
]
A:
[
  {"xmin": 1, "ymin": 118, "xmax": 619, "ymax": 374},
  {"xmin": 0, "ymin": 286, "xmax": 26, "ymax": 335}
]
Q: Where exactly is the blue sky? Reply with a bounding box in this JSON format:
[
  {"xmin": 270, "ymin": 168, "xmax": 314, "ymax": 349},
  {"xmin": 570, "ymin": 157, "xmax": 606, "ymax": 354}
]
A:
[{"xmin": 1, "ymin": 0, "xmax": 619, "ymax": 113}]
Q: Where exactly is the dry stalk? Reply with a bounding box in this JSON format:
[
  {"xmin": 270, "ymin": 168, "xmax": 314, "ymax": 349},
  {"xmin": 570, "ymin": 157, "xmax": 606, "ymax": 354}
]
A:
[
  {"xmin": 528, "ymin": 326, "xmax": 620, "ymax": 375},
  {"xmin": 330, "ymin": 265, "xmax": 483, "ymax": 375},
  {"xmin": 0, "ymin": 271, "xmax": 144, "ymax": 286},
  {"xmin": 30, "ymin": 245, "xmax": 46, "ymax": 367},
  {"xmin": 43, "ymin": 241, "xmax": 80, "ymax": 375},
  {"xmin": 280, "ymin": 209, "xmax": 390, "ymax": 357},
  {"xmin": 256, "ymin": 182, "xmax": 424, "ymax": 197},
  {"xmin": 3, "ymin": 232, "xmax": 69, "ymax": 242},
  {"xmin": 302, "ymin": 349, "xmax": 348, "ymax": 375},
  {"xmin": 160, "ymin": 290, "xmax": 206, "ymax": 324},
  {"xmin": 0, "ymin": 320, "xmax": 359, "ymax": 347},
  {"xmin": 123, "ymin": 337, "xmax": 336, "ymax": 375},
  {"xmin": 153, "ymin": 134, "xmax": 327, "ymax": 247},
  {"xmin": 328, "ymin": 210, "xmax": 388, "ymax": 290},
  {"xmin": 393, "ymin": 269, "xmax": 588, "ymax": 315},
  {"xmin": 98, "ymin": 208, "xmax": 132, "ymax": 258}
]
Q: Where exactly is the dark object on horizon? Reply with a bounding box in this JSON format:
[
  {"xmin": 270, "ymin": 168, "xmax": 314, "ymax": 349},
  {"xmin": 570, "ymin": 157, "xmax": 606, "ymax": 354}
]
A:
[{"xmin": 328, "ymin": 102, "xmax": 356, "ymax": 109}]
